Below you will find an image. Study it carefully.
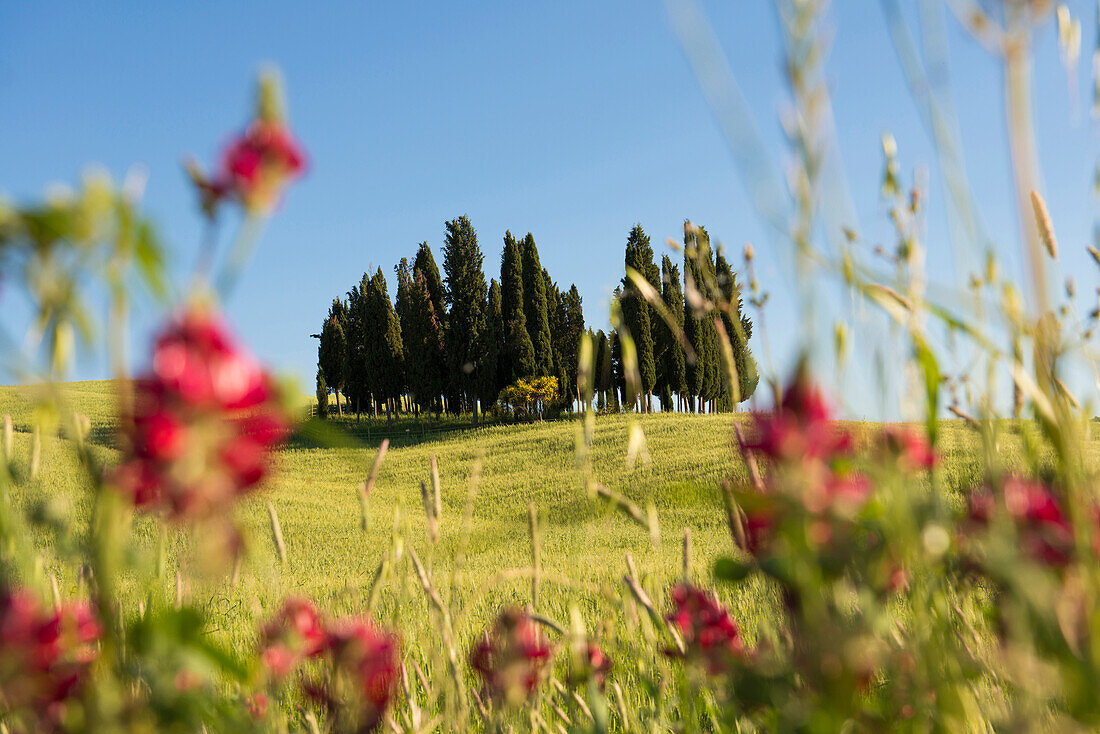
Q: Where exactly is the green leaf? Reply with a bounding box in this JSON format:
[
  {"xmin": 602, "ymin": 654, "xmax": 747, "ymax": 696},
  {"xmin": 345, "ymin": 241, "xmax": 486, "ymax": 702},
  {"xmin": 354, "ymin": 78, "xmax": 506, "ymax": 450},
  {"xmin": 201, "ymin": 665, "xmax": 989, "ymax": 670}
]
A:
[
  {"xmin": 135, "ymin": 220, "xmax": 167, "ymax": 299},
  {"xmin": 913, "ymin": 335, "xmax": 940, "ymax": 444},
  {"xmin": 714, "ymin": 556, "xmax": 754, "ymax": 583}
]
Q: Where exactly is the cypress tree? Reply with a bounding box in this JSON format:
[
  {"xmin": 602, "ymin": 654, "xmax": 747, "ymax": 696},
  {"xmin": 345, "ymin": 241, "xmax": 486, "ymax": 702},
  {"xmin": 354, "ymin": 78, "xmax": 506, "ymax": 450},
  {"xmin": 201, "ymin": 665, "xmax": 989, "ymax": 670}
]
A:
[
  {"xmin": 595, "ymin": 329, "xmax": 610, "ymax": 411},
  {"xmin": 521, "ymin": 233, "xmax": 554, "ymax": 376},
  {"xmin": 554, "ymin": 284, "xmax": 585, "ymax": 406},
  {"xmin": 394, "ymin": 258, "xmax": 413, "ymax": 411},
  {"xmin": 316, "ymin": 368, "xmax": 328, "ymax": 419},
  {"xmin": 480, "ymin": 279, "xmax": 505, "ymax": 410},
  {"xmin": 414, "ymin": 242, "xmax": 447, "ymax": 328},
  {"xmin": 698, "ymin": 229, "xmax": 721, "ymax": 411},
  {"xmin": 405, "ymin": 270, "xmax": 445, "ymax": 416},
  {"xmin": 412, "ymin": 244, "xmax": 447, "ymax": 414},
  {"xmin": 364, "ymin": 268, "xmax": 404, "ymax": 419},
  {"xmin": 660, "ymin": 256, "xmax": 688, "ymax": 411},
  {"xmin": 546, "ymin": 273, "xmax": 566, "ymax": 393},
  {"xmin": 344, "ymin": 274, "xmax": 373, "ymax": 417},
  {"xmin": 318, "ymin": 302, "xmax": 347, "ymax": 416},
  {"xmin": 622, "ymin": 225, "xmax": 657, "ymax": 411},
  {"xmin": 683, "ymin": 225, "xmax": 720, "ymax": 412},
  {"xmin": 500, "ymin": 231, "xmax": 536, "ymax": 382},
  {"xmin": 395, "ymin": 258, "xmax": 413, "ymax": 330},
  {"xmin": 442, "ymin": 216, "xmax": 488, "ymax": 420},
  {"xmin": 713, "ymin": 250, "xmax": 759, "ymax": 405},
  {"xmin": 609, "ymin": 327, "xmax": 623, "ymax": 412}
]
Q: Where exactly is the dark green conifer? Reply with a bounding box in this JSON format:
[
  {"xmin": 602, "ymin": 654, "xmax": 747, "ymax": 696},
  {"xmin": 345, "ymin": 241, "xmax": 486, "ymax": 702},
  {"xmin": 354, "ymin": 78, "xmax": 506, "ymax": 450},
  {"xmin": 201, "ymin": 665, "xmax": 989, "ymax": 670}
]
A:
[
  {"xmin": 622, "ymin": 225, "xmax": 657, "ymax": 411},
  {"xmin": 500, "ymin": 231, "xmax": 536, "ymax": 382},
  {"xmin": 364, "ymin": 268, "xmax": 404, "ymax": 418},
  {"xmin": 521, "ymin": 233, "xmax": 555, "ymax": 377},
  {"xmin": 480, "ymin": 279, "xmax": 505, "ymax": 411},
  {"xmin": 442, "ymin": 216, "xmax": 488, "ymax": 419}
]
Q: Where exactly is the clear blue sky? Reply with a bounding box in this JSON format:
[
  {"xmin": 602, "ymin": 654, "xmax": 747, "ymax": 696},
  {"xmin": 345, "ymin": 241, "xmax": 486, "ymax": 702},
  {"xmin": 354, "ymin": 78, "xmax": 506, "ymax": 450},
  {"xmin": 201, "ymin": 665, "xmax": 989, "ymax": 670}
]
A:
[{"xmin": 2, "ymin": 2, "xmax": 1097, "ymax": 418}]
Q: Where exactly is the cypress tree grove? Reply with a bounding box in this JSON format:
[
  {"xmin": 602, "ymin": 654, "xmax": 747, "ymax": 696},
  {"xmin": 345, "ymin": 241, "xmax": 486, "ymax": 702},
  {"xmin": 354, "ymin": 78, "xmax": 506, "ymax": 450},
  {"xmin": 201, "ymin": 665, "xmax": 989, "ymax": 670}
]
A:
[
  {"xmin": 622, "ymin": 225, "xmax": 657, "ymax": 411},
  {"xmin": 500, "ymin": 231, "xmax": 536, "ymax": 383},
  {"xmin": 480, "ymin": 279, "xmax": 505, "ymax": 411},
  {"xmin": 660, "ymin": 255, "xmax": 688, "ymax": 411},
  {"xmin": 442, "ymin": 216, "xmax": 488, "ymax": 420},
  {"xmin": 521, "ymin": 233, "xmax": 555, "ymax": 377}
]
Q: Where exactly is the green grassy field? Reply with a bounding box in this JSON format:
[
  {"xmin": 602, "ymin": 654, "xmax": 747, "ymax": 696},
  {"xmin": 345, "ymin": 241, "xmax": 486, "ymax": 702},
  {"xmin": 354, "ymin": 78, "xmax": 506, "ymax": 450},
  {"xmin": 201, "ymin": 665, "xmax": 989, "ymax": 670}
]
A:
[{"xmin": 0, "ymin": 380, "xmax": 1075, "ymax": 701}]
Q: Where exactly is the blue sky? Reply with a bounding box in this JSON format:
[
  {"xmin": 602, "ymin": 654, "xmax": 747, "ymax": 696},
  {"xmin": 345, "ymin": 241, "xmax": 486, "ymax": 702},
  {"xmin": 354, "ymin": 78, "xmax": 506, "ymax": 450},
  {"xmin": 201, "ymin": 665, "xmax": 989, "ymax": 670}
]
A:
[{"xmin": 2, "ymin": 2, "xmax": 1097, "ymax": 418}]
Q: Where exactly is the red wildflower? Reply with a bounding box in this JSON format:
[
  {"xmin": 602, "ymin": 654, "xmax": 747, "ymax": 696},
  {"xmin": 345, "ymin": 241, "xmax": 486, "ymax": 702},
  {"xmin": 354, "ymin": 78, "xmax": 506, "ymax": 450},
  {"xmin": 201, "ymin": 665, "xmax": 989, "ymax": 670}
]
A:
[
  {"xmin": 247, "ymin": 692, "xmax": 269, "ymax": 720},
  {"xmin": 0, "ymin": 588, "xmax": 101, "ymax": 730},
  {"xmin": 221, "ymin": 121, "xmax": 306, "ymax": 211},
  {"xmin": 816, "ymin": 471, "xmax": 873, "ymax": 516},
  {"xmin": 321, "ymin": 616, "xmax": 401, "ymax": 733},
  {"xmin": 470, "ymin": 608, "xmax": 554, "ymax": 705},
  {"xmin": 967, "ymin": 477, "xmax": 1075, "ymax": 568},
  {"xmin": 567, "ymin": 641, "xmax": 613, "ymax": 689},
  {"xmin": 880, "ymin": 427, "xmax": 936, "ymax": 471},
  {"xmin": 745, "ymin": 371, "xmax": 849, "ymax": 462},
  {"xmin": 185, "ymin": 73, "xmax": 307, "ymax": 217},
  {"xmin": 258, "ymin": 597, "xmax": 327, "ymax": 679},
  {"xmin": 666, "ymin": 584, "xmax": 745, "ymax": 675},
  {"xmin": 112, "ymin": 304, "xmax": 291, "ymax": 519}
]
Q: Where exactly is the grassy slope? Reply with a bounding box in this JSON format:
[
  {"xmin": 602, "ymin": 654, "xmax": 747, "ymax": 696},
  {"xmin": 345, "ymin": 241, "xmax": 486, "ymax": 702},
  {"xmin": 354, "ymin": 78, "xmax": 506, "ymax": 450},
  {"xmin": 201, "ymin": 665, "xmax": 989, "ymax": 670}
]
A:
[{"xmin": 0, "ymin": 381, "xmax": 1057, "ymax": 666}]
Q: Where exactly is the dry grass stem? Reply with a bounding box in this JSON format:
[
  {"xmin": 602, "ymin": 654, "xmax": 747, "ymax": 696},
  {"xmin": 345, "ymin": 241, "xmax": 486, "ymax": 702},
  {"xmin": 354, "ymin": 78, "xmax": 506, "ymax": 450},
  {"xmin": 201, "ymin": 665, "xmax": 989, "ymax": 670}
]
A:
[
  {"xmin": 266, "ymin": 500, "xmax": 288, "ymax": 565},
  {"xmin": 359, "ymin": 438, "xmax": 390, "ymax": 532}
]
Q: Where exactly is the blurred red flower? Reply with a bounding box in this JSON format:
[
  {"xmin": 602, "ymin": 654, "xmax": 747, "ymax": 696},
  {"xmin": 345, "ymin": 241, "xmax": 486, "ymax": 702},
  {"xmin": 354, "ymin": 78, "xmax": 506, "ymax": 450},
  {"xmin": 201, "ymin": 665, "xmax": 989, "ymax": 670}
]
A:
[
  {"xmin": 567, "ymin": 641, "xmax": 613, "ymax": 689},
  {"xmin": 880, "ymin": 427, "xmax": 937, "ymax": 471},
  {"xmin": 666, "ymin": 584, "xmax": 745, "ymax": 675},
  {"xmin": 0, "ymin": 588, "xmax": 101, "ymax": 730},
  {"xmin": 967, "ymin": 477, "xmax": 1075, "ymax": 568},
  {"xmin": 112, "ymin": 305, "xmax": 291, "ymax": 519},
  {"xmin": 258, "ymin": 597, "xmax": 327, "ymax": 679},
  {"xmin": 321, "ymin": 616, "xmax": 401, "ymax": 733},
  {"xmin": 746, "ymin": 372, "xmax": 849, "ymax": 462},
  {"xmin": 469, "ymin": 608, "xmax": 553, "ymax": 705},
  {"xmin": 220, "ymin": 121, "xmax": 307, "ymax": 212}
]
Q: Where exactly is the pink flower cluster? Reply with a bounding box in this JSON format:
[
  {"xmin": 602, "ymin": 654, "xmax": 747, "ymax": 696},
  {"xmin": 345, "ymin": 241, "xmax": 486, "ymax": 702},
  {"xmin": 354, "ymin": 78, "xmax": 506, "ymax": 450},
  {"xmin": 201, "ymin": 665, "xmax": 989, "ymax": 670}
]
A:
[
  {"xmin": 744, "ymin": 376, "xmax": 849, "ymax": 462},
  {"xmin": 738, "ymin": 371, "xmax": 935, "ymax": 557},
  {"xmin": 189, "ymin": 119, "xmax": 306, "ymax": 215},
  {"xmin": 666, "ymin": 584, "xmax": 745, "ymax": 675},
  {"xmin": 112, "ymin": 306, "xmax": 291, "ymax": 519},
  {"xmin": 321, "ymin": 617, "xmax": 402, "ymax": 730},
  {"xmin": 469, "ymin": 608, "xmax": 553, "ymax": 705},
  {"xmin": 0, "ymin": 588, "xmax": 101, "ymax": 729},
  {"xmin": 566, "ymin": 641, "xmax": 613, "ymax": 690},
  {"xmin": 879, "ymin": 426, "xmax": 937, "ymax": 471},
  {"xmin": 258, "ymin": 596, "xmax": 326, "ymax": 678},
  {"xmin": 256, "ymin": 597, "xmax": 400, "ymax": 732},
  {"xmin": 967, "ymin": 477, "xmax": 1076, "ymax": 568}
]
